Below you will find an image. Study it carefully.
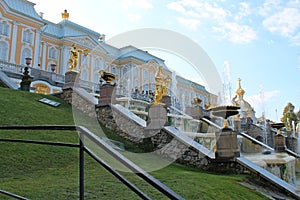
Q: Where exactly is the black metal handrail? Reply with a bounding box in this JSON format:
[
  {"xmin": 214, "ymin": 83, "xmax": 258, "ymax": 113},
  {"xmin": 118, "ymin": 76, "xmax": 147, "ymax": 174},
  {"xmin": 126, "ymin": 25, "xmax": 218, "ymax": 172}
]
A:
[{"xmin": 0, "ymin": 125, "xmax": 183, "ymax": 200}]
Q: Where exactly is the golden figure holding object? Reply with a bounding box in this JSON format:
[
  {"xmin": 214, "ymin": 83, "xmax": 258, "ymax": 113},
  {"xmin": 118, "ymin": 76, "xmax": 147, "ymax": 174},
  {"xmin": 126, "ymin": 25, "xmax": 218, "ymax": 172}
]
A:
[
  {"xmin": 154, "ymin": 66, "xmax": 170, "ymax": 104},
  {"xmin": 67, "ymin": 44, "xmax": 89, "ymax": 72}
]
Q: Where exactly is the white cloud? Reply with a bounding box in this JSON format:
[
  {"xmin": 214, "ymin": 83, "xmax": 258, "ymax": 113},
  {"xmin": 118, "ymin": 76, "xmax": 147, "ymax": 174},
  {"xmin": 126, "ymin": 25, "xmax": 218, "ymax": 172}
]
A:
[
  {"xmin": 234, "ymin": 2, "xmax": 252, "ymax": 21},
  {"xmin": 167, "ymin": 1, "xmax": 229, "ymax": 21},
  {"xmin": 120, "ymin": 0, "xmax": 153, "ymax": 10},
  {"xmin": 120, "ymin": 0, "xmax": 133, "ymax": 10},
  {"xmin": 176, "ymin": 17, "xmax": 200, "ymax": 30},
  {"xmin": 213, "ymin": 22, "xmax": 257, "ymax": 44},
  {"xmin": 136, "ymin": 0, "xmax": 153, "ymax": 10},
  {"xmin": 263, "ymin": 8, "xmax": 300, "ymax": 37},
  {"xmin": 203, "ymin": 2, "xmax": 229, "ymax": 21},
  {"xmin": 259, "ymin": 0, "xmax": 282, "ymax": 16},
  {"xmin": 127, "ymin": 13, "xmax": 142, "ymax": 22},
  {"xmin": 167, "ymin": 1, "xmax": 257, "ymax": 44},
  {"xmin": 225, "ymin": 22, "xmax": 257, "ymax": 43},
  {"xmin": 245, "ymin": 90, "xmax": 280, "ymax": 111},
  {"xmin": 167, "ymin": 1, "xmax": 186, "ymax": 13}
]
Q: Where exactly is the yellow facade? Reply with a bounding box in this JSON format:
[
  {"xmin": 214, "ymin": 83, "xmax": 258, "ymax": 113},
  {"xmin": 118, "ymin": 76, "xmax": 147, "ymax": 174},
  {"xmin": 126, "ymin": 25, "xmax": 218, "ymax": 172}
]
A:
[{"xmin": 0, "ymin": 0, "xmax": 217, "ymax": 107}]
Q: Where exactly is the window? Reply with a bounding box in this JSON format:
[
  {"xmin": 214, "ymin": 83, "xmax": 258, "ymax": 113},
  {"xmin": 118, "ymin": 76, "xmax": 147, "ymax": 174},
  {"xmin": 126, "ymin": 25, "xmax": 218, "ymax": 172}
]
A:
[
  {"xmin": 143, "ymin": 69, "xmax": 148, "ymax": 82},
  {"xmin": 23, "ymin": 29, "xmax": 33, "ymax": 44},
  {"xmin": 48, "ymin": 47, "xmax": 57, "ymax": 59},
  {"xmin": 0, "ymin": 41, "xmax": 8, "ymax": 61},
  {"xmin": 0, "ymin": 21, "xmax": 9, "ymax": 36},
  {"xmin": 82, "ymin": 54, "xmax": 88, "ymax": 65},
  {"xmin": 21, "ymin": 48, "xmax": 31, "ymax": 65},
  {"xmin": 94, "ymin": 58, "xmax": 100, "ymax": 68}
]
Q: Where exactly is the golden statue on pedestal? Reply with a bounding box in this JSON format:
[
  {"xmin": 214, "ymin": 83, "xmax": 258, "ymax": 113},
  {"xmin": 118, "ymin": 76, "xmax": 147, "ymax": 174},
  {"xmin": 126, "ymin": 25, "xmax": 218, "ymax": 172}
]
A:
[
  {"xmin": 154, "ymin": 66, "xmax": 170, "ymax": 104},
  {"xmin": 99, "ymin": 70, "xmax": 116, "ymax": 84},
  {"xmin": 67, "ymin": 44, "xmax": 89, "ymax": 72}
]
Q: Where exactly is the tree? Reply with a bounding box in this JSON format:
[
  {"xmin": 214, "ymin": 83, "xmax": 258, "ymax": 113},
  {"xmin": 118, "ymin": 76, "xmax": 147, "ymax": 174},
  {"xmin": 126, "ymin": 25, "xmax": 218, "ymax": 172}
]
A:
[{"xmin": 281, "ymin": 102, "xmax": 298, "ymax": 131}]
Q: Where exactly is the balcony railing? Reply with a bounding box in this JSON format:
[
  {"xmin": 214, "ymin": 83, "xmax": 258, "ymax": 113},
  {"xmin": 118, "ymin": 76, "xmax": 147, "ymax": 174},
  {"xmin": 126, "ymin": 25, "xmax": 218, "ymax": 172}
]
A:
[
  {"xmin": 0, "ymin": 60, "xmax": 101, "ymax": 91},
  {"xmin": 0, "ymin": 60, "xmax": 65, "ymax": 83}
]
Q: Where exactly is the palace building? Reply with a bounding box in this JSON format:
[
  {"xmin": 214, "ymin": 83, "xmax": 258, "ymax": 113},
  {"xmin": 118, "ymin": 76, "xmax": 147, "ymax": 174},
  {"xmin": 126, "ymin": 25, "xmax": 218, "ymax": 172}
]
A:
[{"xmin": 0, "ymin": 0, "xmax": 217, "ymax": 109}]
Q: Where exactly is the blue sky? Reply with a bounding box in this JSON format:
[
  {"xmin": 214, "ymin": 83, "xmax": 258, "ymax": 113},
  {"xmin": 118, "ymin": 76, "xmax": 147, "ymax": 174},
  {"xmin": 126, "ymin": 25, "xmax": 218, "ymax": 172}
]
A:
[{"xmin": 32, "ymin": 0, "xmax": 300, "ymax": 121}]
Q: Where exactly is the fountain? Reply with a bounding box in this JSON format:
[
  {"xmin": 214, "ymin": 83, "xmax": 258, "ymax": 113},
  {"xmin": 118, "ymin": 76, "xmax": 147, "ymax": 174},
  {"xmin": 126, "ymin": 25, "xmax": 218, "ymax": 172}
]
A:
[
  {"xmin": 210, "ymin": 105, "xmax": 240, "ymax": 130},
  {"xmin": 271, "ymin": 122, "xmax": 286, "ymax": 153},
  {"xmin": 210, "ymin": 105, "xmax": 240, "ymax": 159}
]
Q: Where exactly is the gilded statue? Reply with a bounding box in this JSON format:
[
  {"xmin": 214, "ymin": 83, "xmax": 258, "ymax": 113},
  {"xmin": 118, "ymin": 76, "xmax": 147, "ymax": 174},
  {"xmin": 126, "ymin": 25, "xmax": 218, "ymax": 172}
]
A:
[
  {"xmin": 281, "ymin": 102, "xmax": 298, "ymax": 132},
  {"xmin": 62, "ymin": 10, "xmax": 69, "ymax": 20},
  {"xmin": 154, "ymin": 66, "xmax": 170, "ymax": 104},
  {"xmin": 99, "ymin": 70, "xmax": 116, "ymax": 84},
  {"xmin": 67, "ymin": 44, "xmax": 88, "ymax": 72},
  {"xmin": 192, "ymin": 97, "xmax": 202, "ymax": 106},
  {"xmin": 162, "ymin": 75, "xmax": 170, "ymax": 96}
]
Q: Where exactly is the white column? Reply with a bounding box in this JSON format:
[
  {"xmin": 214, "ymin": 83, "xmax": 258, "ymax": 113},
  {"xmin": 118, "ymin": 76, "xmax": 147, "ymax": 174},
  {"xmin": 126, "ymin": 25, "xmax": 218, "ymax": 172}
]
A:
[
  {"xmin": 41, "ymin": 42, "xmax": 47, "ymax": 70},
  {"xmin": 33, "ymin": 29, "xmax": 41, "ymax": 67},
  {"xmin": 61, "ymin": 46, "xmax": 69, "ymax": 75},
  {"xmin": 9, "ymin": 21, "xmax": 18, "ymax": 63}
]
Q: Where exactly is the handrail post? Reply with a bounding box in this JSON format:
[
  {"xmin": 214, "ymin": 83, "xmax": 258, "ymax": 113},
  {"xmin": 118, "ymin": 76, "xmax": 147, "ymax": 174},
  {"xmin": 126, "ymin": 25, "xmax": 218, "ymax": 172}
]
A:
[{"xmin": 79, "ymin": 132, "xmax": 84, "ymax": 200}]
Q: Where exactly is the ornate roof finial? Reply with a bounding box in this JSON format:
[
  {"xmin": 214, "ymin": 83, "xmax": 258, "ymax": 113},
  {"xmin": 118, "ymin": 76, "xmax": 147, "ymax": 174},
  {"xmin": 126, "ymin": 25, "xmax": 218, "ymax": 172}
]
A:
[
  {"xmin": 236, "ymin": 78, "xmax": 245, "ymax": 98},
  {"xmin": 62, "ymin": 9, "xmax": 69, "ymax": 20}
]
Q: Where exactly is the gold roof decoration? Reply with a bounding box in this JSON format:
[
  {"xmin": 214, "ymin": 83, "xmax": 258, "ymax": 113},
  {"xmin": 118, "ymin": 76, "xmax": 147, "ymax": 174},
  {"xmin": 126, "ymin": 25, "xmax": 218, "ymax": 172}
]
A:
[
  {"xmin": 246, "ymin": 109, "xmax": 251, "ymax": 118},
  {"xmin": 62, "ymin": 9, "xmax": 69, "ymax": 20},
  {"xmin": 236, "ymin": 78, "xmax": 245, "ymax": 98}
]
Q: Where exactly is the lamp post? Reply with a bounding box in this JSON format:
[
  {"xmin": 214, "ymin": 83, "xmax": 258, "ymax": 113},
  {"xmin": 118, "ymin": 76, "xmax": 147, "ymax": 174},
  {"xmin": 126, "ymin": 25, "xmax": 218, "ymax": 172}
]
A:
[
  {"xmin": 50, "ymin": 64, "xmax": 57, "ymax": 81},
  {"xmin": 51, "ymin": 64, "xmax": 57, "ymax": 72},
  {"xmin": 25, "ymin": 57, "xmax": 32, "ymax": 66}
]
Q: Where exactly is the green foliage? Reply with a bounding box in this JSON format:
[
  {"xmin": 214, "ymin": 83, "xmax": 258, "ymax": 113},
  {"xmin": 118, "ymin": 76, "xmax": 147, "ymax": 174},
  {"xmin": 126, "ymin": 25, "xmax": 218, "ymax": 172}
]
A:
[
  {"xmin": 281, "ymin": 102, "xmax": 298, "ymax": 130},
  {"xmin": 0, "ymin": 88, "xmax": 268, "ymax": 199}
]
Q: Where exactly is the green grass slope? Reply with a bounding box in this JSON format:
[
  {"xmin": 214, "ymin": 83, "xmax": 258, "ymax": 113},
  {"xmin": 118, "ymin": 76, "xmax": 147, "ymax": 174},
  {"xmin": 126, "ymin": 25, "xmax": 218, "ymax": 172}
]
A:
[{"xmin": 0, "ymin": 87, "xmax": 268, "ymax": 199}]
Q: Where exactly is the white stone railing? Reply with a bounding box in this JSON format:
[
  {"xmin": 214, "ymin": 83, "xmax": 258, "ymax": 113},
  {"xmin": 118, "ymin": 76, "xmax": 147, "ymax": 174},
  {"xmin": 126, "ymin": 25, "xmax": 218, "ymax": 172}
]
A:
[{"xmin": 0, "ymin": 60, "xmax": 65, "ymax": 83}]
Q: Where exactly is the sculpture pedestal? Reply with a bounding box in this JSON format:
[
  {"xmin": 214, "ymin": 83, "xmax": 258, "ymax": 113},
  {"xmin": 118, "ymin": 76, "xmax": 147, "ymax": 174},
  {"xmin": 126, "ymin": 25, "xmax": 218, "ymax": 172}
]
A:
[
  {"xmin": 215, "ymin": 130, "xmax": 240, "ymax": 160},
  {"xmin": 63, "ymin": 71, "xmax": 79, "ymax": 89},
  {"xmin": 274, "ymin": 134, "xmax": 286, "ymax": 153},
  {"xmin": 145, "ymin": 104, "xmax": 167, "ymax": 131},
  {"xmin": 185, "ymin": 106, "xmax": 203, "ymax": 119},
  {"xmin": 98, "ymin": 84, "xmax": 115, "ymax": 106},
  {"xmin": 161, "ymin": 95, "xmax": 171, "ymax": 108}
]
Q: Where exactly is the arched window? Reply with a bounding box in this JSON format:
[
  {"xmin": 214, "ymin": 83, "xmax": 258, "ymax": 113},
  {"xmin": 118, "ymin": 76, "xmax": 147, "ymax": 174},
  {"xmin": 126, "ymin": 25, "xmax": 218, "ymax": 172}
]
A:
[
  {"xmin": 0, "ymin": 41, "xmax": 8, "ymax": 61},
  {"xmin": 48, "ymin": 47, "xmax": 57, "ymax": 59},
  {"xmin": 0, "ymin": 21, "xmax": 9, "ymax": 36},
  {"xmin": 21, "ymin": 48, "xmax": 31, "ymax": 65},
  {"xmin": 23, "ymin": 29, "xmax": 33, "ymax": 44}
]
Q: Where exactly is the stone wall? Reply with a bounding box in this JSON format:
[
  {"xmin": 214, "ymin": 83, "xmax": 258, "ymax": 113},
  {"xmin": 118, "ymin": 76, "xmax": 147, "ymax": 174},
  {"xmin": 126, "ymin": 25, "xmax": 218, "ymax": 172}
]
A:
[
  {"xmin": 96, "ymin": 105, "xmax": 145, "ymax": 143},
  {"xmin": 60, "ymin": 87, "xmax": 97, "ymax": 118},
  {"xmin": 96, "ymin": 104, "xmax": 248, "ymax": 173}
]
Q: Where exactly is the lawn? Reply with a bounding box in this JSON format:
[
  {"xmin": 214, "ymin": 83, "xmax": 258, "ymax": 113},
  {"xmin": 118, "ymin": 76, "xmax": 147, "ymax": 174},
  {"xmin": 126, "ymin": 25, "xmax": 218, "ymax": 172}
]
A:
[{"xmin": 0, "ymin": 87, "xmax": 268, "ymax": 199}]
